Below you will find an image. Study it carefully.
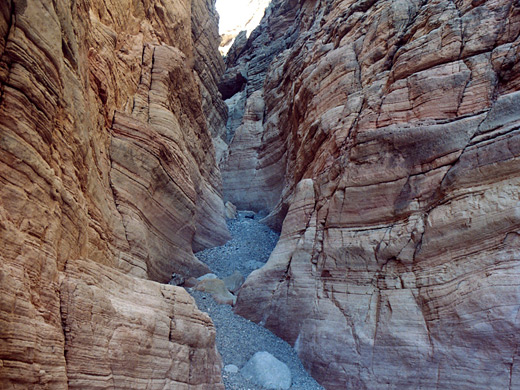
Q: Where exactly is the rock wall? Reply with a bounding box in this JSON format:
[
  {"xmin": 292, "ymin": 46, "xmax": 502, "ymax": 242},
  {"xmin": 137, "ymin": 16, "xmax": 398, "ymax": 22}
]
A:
[
  {"xmin": 230, "ymin": 0, "xmax": 520, "ymax": 388},
  {"xmin": 0, "ymin": 0, "xmax": 228, "ymax": 387},
  {"xmin": 61, "ymin": 259, "xmax": 223, "ymax": 389},
  {"xmin": 220, "ymin": 0, "xmax": 300, "ymax": 216}
]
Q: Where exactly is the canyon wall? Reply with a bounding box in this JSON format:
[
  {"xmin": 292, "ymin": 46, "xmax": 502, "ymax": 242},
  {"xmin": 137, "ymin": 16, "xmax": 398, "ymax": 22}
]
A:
[
  {"xmin": 228, "ymin": 0, "xmax": 520, "ymax": 388},
  {"xmin": 220, "ymin": 0, "xmax": 299, "ymax": 216},
  {"xmin": 0, "ymin": 0, "xmax": 228, "ymax": 387}
]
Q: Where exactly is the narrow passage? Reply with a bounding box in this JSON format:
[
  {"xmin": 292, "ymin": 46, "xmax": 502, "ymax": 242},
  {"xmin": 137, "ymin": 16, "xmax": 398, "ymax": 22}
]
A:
[{"xmin": 188, "ymin": 211, "xmax": 324, "ymax": 390}]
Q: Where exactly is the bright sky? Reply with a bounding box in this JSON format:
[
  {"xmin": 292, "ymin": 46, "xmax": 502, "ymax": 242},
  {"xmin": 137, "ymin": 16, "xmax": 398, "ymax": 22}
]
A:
[{"xmin": 215, "ymin": 0, "xmax": 271, "ymax": 36}]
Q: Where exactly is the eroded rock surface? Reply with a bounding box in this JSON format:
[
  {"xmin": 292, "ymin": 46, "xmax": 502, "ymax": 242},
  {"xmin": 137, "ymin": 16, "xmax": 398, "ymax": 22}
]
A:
[
  {"xmin": 61, "ymin": 259, "xmax": 224, "ymax": 389},
  {"xmin": 0, "ymin": 0, "xmax": 227, "ymax": 387},
  {"xmin": 220, "ymin": 0, "xmax": 300, "ymax": 218},
  {"xmin": 229, "ymin": 0, "xmax": 520, "ymax": 388}
]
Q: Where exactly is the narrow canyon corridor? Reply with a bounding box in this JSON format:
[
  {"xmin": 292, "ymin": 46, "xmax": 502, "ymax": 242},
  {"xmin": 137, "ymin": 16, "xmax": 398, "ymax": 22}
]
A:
[
  {"xmin": 185, "ymin": 212, "xmax": 324, "ymax": 389},
  {"xmin": 1, "ymin": 0, "xmax": 520, "ymax": 389}
]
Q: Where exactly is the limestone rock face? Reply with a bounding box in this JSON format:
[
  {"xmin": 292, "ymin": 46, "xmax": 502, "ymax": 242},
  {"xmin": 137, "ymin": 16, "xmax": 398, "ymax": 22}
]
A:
[
  {"xmin": 0, "ymin": 0, "xmax": 227, "ymax": 387},
  {"xmin": 61, "ymin": 259, "xmax": 224, "ymax": 389},
  {"xmin": 231, "ymin": 0, "xmax": 520, "ymax": 388}
]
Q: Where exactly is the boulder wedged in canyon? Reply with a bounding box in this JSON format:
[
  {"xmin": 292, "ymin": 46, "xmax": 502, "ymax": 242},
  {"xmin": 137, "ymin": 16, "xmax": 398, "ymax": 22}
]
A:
[
  {"xmin": 0, "ymin": 0, "xmax": 228, "ymax": 387},
  {"xmin": 231, "ymin": 0, "xmax": 520, "ymax": 388},
  {"xmin": 60, "ymin": 259, "xmax": 224, "ymax": 389}
]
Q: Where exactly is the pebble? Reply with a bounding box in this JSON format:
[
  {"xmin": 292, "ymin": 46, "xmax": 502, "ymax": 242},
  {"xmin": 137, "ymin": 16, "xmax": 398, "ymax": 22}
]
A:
[{"xmin": 224, "ymin": 364, "xmax": 239, "ymax": 374}]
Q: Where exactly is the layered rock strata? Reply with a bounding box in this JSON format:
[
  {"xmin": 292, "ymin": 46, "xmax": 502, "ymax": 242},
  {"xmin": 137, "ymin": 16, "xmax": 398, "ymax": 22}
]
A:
[
  {"xmin": 230, "ymin": 0, "xmax": 520, "ymax": 388},
  {"xmin": 192, "ymin": 0, "xmax": 230, "ymax": 162},
  {"xmin": 220, "ymin": 0, "xmax": 300, "ymax": 216},
  {"xmin": 61, "ymin": 259, "xmax": 224, "ymax": 389},
  {"xmin": 0, "ymin": 0, "xmax": 228, "ymax": 387}
]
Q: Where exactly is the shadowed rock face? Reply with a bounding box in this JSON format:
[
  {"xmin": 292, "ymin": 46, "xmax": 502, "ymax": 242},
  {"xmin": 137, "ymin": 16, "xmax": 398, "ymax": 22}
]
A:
[
  {"xmin": 230, "ymin": 0, "xmax": 520, "ymax": 388},
  {"xmin": 0, "ymin": 0, "xmax": 228, "ymax": 387},
  {"xmin": 220, "ymin": 0, "xmax": 300, "ymax": 220}
]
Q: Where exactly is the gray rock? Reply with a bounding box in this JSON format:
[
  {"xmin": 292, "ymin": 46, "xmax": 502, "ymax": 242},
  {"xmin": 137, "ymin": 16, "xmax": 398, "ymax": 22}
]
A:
[
  {"xmin": 240, "ymin": 351, "xmax": 292, "ymax": 390},
  {"xmin": 223, "ymin": 270, "xmax": 245, "ymax": 293},
  {"xmin": 245, "ymin": 260, "xmax": 264, "ymax": 270},
  {"xmin": 168, "ymin": 273, "xmax": 184, "ymax": 286},
  {"xmin": 225, "ymin": 201, "xmax": 238, "ymax": 219},
  {"xmin": 218, "ymin": 65, "xmax": 248, "ymax": 100},
  {"xmin": 224, "ymin": 364, "xmax": 239, "ymax": 374},
  {"xmin": 478, "ymin": 91, "xmax": 520, "ymax": 134},
  {"xmin": 225, "ymin": 90, "xmax": 247, "ymax": 140},
  {"xmin": 197, "ymin": 273, "xmax": 218, "ymax": 281},
  {"xmin": 225, "ymin": 30, "xmax": 248, "ymax": 66}
]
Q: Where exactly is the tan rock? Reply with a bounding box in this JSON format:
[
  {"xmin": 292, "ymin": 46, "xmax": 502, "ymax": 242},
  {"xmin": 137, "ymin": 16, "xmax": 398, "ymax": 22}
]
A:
[
  {"xmin": 0, "ymin": 0, "xmax": 228, "ymax": 387},
  {"xmin": 184, "ymin": 277, "xmax": 200, "ymax": 288},
  {"xmin": 61, "ymin": 259, "xmax": 224, "ymax": 389},
  {"xmin": 223, "ymin": 270, "xmax": 245, "ymax": 293},
  {"xmin": 225, "ymin": 201, "xmax": 238, "ymax": 219},
  {"xmin": 196, "ymin": 278, "xmax": 237, "ymax": 306}
]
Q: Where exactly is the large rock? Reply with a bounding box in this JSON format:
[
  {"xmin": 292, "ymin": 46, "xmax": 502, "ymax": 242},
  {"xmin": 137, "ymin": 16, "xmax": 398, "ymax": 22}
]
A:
[
  {"xmin": 0, "ymin": 0, "xmax": 228, "ymax": 387},
  {"xmin": 231, "ymin": 0, "xmax": 520, "ymax": 389},
  {"xmin": 61, "ymin": 259, "xmax": 224, "ymax": 389},
  {"xmin": 195, "ymin": 277, "xmax": 237, "ymax": 306},
  {"xmin": 240, "ymin": 351, "xmax": 292, "ymax": 390},
  {"xmin": 223, "ymin": 270, "xmax": 245, "ymax": 293}
]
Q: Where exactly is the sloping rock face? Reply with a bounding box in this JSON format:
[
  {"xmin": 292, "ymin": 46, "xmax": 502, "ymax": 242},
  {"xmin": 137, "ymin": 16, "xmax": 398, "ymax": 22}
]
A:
[
  {"xmin": 220, "ymin": 0, "xmax": 300, "ymax": 216},
  {"xmin": 61, "ymin": 259, "xmax": 224, "ymax": 389},
  {"xmin": 0, "ymin": 0, "xmax": 228, "ymax": 387},
  {"xmin": 231, "ymin": 0, "xmax": 520, "ymax": 388}
]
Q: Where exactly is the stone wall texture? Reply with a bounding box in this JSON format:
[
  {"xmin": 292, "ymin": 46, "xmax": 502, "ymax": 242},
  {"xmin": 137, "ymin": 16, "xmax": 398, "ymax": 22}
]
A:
[
  {"xmin": 228, "ymin": 0, "xmax": 520, "ymax": 388},
  {"xmin": 0, "ymin": 0, "xmax": 228, "ymax": 387}
]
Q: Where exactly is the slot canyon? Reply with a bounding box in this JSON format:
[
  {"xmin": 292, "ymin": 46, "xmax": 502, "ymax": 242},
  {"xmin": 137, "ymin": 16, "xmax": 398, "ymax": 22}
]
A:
[{"xmin": 1, "ymin": 0, "xmax": 519, "ymax": 389}]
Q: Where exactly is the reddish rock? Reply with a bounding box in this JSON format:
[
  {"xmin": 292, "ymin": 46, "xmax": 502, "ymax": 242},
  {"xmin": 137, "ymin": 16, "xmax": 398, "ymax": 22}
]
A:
[
  {"xmin": 231, "ymin": 0, "xmax": 520, "ymax": 388},
  {"xmin": 0, "ymin": 0, "xmax": 228, "ymax": 387}
]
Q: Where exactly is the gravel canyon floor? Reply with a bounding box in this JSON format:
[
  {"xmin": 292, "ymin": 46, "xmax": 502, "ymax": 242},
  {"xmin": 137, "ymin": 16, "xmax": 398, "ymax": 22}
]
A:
[{"xmin": 190, "ymin": 212, "xmax": 324, "ymax": 390}]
